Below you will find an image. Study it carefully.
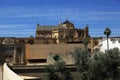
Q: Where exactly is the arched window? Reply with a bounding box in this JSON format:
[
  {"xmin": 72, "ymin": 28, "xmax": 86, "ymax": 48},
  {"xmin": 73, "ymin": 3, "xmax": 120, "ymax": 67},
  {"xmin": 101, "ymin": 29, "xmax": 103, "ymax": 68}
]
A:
[
  {"xmin": 28, "ymin": 39, "xmax": 34, "ymax": 44},
  {"xmin": 2, "ymin": 38, "xmax": 14, "ymax": 45}
]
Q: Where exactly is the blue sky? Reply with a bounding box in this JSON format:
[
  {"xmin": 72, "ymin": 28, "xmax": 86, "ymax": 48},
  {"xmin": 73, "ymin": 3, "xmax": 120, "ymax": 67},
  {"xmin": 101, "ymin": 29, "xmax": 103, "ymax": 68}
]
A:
[{"xmin": 0, "ymin": 0, "xmax": 120, "ymax": 37}]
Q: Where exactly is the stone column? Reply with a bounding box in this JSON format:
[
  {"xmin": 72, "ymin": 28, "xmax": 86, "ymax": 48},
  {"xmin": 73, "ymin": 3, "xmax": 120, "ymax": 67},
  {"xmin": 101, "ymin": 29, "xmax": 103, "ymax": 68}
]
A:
[
  {"xmin": 13, "ymin": 46, "xmax": 16, "ymax": 64},
  {"xmin": 20, "ymin": 48, "xmax": 24, "ymax": 64}
]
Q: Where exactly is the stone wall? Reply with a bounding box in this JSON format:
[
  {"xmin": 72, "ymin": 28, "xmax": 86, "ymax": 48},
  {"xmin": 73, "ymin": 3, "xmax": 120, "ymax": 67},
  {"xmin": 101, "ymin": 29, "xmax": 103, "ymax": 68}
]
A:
[
  {"xmin": 47, "ymin": 53, "xmax": 74, "ymax": 65},
  {"xmin": 25, "ymin": 44, "xmax": 85, "ymax": 65}
]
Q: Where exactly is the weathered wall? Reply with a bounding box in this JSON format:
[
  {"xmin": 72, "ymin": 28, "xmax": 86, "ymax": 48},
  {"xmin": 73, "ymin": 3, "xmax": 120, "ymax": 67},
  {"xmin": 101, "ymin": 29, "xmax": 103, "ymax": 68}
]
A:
[
  {"xmin": 26, "ymin": 44, "xmax": 85, "ymax": 65},
  {"xmin": 47, "ymin": 53, "xmax": 74, "ymax": 65}
]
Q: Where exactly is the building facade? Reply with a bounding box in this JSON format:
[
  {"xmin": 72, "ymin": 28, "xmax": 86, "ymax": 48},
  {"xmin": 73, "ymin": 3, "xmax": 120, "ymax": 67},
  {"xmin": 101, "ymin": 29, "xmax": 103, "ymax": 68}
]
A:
[
  {"xmin": 0, "ymin": 38, "xmax": 26, "ymax": 65},
  {"xmin": 92, "ymin": 38, "xmax": 120, "ymax": 52},
  {"xmin": 36, "ymin": 19, "xmax": 89, "ymax": 44},
  {"xmin": 0, "ymin": 19, "xmax": 100, "ymax": 65}
]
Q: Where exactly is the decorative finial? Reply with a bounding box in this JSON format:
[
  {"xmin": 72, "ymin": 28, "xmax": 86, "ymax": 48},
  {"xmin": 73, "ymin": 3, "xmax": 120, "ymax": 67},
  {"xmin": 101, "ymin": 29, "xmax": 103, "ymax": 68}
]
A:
[
  {"xmin": 66, "ymin": 17, "xmax": 68, "ymax": 20},
  {"xmin": 37, "ymin": 22, "xmax": 40, "ymax": 26}
]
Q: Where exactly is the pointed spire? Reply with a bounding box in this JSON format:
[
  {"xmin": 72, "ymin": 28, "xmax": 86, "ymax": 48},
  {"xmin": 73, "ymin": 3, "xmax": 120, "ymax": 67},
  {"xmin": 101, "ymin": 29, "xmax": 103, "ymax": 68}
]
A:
[
  {"xmin": 86, "ymin": 24, "xmax": 89, "ymax": 28},
  {"xmin": 37, "ymin": 22, "xmax": 40, "ymax": 26}
]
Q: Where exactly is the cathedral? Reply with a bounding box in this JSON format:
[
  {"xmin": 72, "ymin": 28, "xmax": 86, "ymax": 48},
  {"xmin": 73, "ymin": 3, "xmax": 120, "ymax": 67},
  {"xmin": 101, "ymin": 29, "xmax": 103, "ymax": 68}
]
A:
[
  {"xmin": 36, "ymin": 19, "xmax": 90, "ymax": 44},
  {"xmin": 0, "ymin": 19, "xmax": 93, "ymax": 65}
]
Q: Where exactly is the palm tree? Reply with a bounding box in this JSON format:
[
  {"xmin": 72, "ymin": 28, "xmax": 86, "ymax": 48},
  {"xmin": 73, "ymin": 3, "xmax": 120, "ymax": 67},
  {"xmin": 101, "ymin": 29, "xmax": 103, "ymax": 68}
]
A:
[
  {"xmin": 83, "ymin": 37, "xmax": 89, "ymax": 50},
  {"xmin": 104, "ymin": 27, "xmax": 111, "ymax": 51}
]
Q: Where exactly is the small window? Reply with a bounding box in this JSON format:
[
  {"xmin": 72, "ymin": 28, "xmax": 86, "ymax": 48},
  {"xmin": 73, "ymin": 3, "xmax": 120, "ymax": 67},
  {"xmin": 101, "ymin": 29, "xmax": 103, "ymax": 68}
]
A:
[
  {"xmin": 29, "ymin": 59, "xmax": 47, "ymax": 63},
  {"xmin": 28, "ymin": 39, "xmax": 34, "ymax": 44}
]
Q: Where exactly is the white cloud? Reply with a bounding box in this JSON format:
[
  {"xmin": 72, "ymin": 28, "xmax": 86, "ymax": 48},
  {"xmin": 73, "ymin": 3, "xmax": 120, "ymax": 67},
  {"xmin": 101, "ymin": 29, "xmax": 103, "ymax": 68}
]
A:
[
  {"xmin": 0, "ymin": 6, "xmax": 120, "ymax": 21},
  {"xmin": 0, "ymin": 24, "xmax": 32, "ymax": 28},
  {"xmin": 0, "ymin": 29, "xmax": 35, "ymax": 37},
  {"xmin": 0, "ymin": 7, "xmax": 110, "ymax": 20},
  {"xmin": 0, "ymin": 24, "xmax": 35, "ymax": 37},
  {"xmin": 94, "ymin": 12, "xmax": 120, "ymax": 15}
]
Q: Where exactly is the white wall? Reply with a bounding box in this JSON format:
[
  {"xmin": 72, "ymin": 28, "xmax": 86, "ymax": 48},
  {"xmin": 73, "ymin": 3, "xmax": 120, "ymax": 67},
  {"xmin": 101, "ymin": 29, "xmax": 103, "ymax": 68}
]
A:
[{"xmin": 100, "ymin": 38, "xmax": 120, "ymax": 52}]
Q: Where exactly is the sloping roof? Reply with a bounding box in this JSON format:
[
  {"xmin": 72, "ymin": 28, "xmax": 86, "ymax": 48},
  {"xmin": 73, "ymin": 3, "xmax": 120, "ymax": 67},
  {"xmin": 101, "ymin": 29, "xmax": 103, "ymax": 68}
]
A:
[
  {"xmin": 37, "ymin": 25, "xmax": 55, "ymax": 31},
  {"xmin": 28, "ymin": 44, "xmax": 84, "ymax": 59},
  {"xmin": 63, "ymin": 20, "xmax": 73, "ymax": 25},
  {"xmin": 57, "ymin": 24, "xmax": 68, "ymax": 29}
]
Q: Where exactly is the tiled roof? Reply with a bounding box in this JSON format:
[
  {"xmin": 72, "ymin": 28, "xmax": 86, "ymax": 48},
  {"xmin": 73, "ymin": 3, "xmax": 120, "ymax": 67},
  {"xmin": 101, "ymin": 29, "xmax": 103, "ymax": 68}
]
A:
[
  {"xmin": 63, "ymin": 20, "xmax": 73, "ymax": 25},
  {"xmin": 54, "ymin": 24, "xmax": 67, "ymax": 29},
  {"xmin": 37, "ymin": 25, "xmax": 56, "ymax": 31}
]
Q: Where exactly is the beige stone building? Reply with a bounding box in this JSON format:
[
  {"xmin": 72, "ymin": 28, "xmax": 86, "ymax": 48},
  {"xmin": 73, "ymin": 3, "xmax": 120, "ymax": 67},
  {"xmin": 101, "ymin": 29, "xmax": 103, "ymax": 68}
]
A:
[
  {"xmin": 0, "ymin": 19, "xmax": 100, "ymax": 65},
  {"xmin": 0, "ymin": 37, "xmax": 98, "ymax": 65},
  {"xmin": 36, "ymin": 19, "xmax": 89, "ymax": 44}
]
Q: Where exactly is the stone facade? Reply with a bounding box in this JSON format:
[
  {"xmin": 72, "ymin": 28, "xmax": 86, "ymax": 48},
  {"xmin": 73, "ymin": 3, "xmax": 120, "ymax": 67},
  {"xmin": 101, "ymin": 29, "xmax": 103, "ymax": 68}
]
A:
[
  {"xmin": 25, "ymin": 44, "xmax": 85, "ymax": 65},
  {"xmin": 0, "ymin": 37, "xmax": 95, "ymax": 65},
  {"xmin": 0, "ymin": 38, "xmax": 26, "ymax": 65},
  {"xmin": 36, "ymin": 20, "xmax": 90, "ymax": 44},
  {"xmin": 0, "ymin": 20, "xmax": 103, "ymax": 65}
]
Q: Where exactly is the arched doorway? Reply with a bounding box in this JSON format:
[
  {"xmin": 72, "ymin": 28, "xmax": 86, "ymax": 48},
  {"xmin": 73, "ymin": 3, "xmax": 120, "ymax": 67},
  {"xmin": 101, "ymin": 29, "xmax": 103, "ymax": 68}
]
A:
[
  {"xmin": 16, "ymin": 47, "xmax": 23, "ymax": 64},
  {"xmin": 1, "ymin": 38, "xmax": 15, "ymax": 64},
  {"xmin": 14, "ymin": 43, "xmax": 25, "ymax": 65},
  {"xmin": 1, "ymin": 38, "xmax": 25, "ymax": 65}
]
